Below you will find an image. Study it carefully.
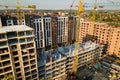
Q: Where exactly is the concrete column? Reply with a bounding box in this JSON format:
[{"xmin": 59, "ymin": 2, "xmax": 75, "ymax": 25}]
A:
[{"xmin": 0, "ymin": 17, "xmax": 2, "ymax": 28}]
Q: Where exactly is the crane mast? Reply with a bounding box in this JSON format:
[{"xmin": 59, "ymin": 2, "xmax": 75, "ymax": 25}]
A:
[
  {"xmin": 90, "ymin": 0, "xmax": 97, "ymax": 36},
  {"xmin": 16, "ymin": 0, "xmax": 23, "ymax": 25},
  {"xmin": 0, "ymin": 0, "xmax": 36, "ymax": 25},
  {"xmin": 73, "ymin": 0, "xmax": 84, "ymax": 73}
]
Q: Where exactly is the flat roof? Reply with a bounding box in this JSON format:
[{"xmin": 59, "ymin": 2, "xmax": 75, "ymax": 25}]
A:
[
  {"xmin": 38, "ymin": 41, "xmax": 101, "ymax": 66},
  {"xmin": 0, "ymin": 25, "xmax": 33, "ymax": 33}
]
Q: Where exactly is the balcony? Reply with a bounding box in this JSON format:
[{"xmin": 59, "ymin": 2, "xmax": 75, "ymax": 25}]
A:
[
  {"xmin": 24, "ymin": 67, "xmax": 30, "ymax": 73},
  {"xmin": 0, "ymin": 69, "xmax": 3, "ymax": 74},
  {"xmin": 0, "ymin": 41, "xmax": 8, "ymax": 48},
  {"xmin": 15, "ymin": 63, "xmax": 20, "ymax": 67},
  {"xmin": 19, "ymin": 38, "xmax": 26, "ymax": 43},
  {"xmin": 12, "ymin": 51, "xmax": 18, "ymax": 56},
  {"xmin": 0, "ymin": 75, "xmax": 4, "ymax": 79},
  {"xmin": 31, "ymin": 65, "xmax": 36, "ymax": 69},
  {"xmin": 31, "ymin": 70, "xmax": 37, "ymax": 75},
  {"xmin": 8, "ymin": 39, "xmax": 18, "ymax": 45},
  {"xmin": 16, "ymin": 68, "xmax": 21, "ymax": 72},
  {"xmin": 0, "ymin": 34, "xmax": 6, "ymax": 41},
  {"xmin": 17, "ymin": 73, "xmax": 21, "ymax": 78},
  {"xmin": 10, "ymin": 45, "xmax": 17, "ymax": 51},
  {"xmin": 2, "ymin": 61, "xmax": 10, "ymax": 67},
  {"xmin": 30, "ymin": 55, "xmax": 35, "ymax": 59},
  {"xmin": 14, "ymin": 57, "xmax": 19, "ymax": 62},
  {"xmin": 23, "ymin": 61, "xmax": 29, "ymax": 67},
  {"xmin": 26, "ymin": 76, "xmax": 31, "ymax": 80},
  {"xmin": 7, "ymin": 32, "xmax": 17, "ymax": 39},
  {"xmin": 32, "ymin": 74, "xmax": 37, "ymax": 79},
  {"xmin": 22, "ymin": 51, "xmax": 28, "ymax": 55},
  {"xmin": 0, "ymin": 63, "xmax": 2, "ymax": 67},
  {"xmin": 18, "ymin": 32, "xmax": 25, "ymax": 37},
  {"xmin": 27, "ymin": 37, "xmax": 33, "ymax": 42},
  {"xmin": 21, "ymin": 44, "xmax": 26, "ymax": 50},
  {"xmin": 22, "ymin": 56, "xmax": 28, "ymax": 61},
  {"xmin": 29, "ymin": 49, "xmax": 34, "ymax": 54},
  {"xmin": 25, "ymin": 72, "xmax": 30, "ymax": 77},
  {"xmin": 26, "ymin": 31, "xmax": 33, "ymax": 36},
  {"xmin": 4, "ymin": 66, "xmax": 12, "ymax": 72},
  {"xmin": 0, "ymin": 48, "xmax": 8, "ymax": 54},
  {"xmin": 30, "ymin": 60, "xmax": 35, "ymax": 64},
  {"xmin": 27, "ymin": 43, "xmax": 34, "ymax": 48},
  {"xmin": 1, "ymin": 54, "xmax": 10, "ymax": 61}
]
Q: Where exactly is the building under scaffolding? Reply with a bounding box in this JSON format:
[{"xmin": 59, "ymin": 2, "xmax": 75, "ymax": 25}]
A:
[{"xmin": 38, "ymin": 41, "xmax": 103, "ymax": 79}]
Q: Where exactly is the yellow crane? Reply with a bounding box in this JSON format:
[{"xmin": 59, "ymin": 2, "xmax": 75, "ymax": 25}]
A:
[
  {"xmin": 73, "ymin": 0, "xmax": 84, "ymax": 74},
  {"xmin": 90, "ymin": 0, "xmax": 97, "ymax": 36},
  {"xmin": 0, "ymin": 0, "xmax": 36, "ymax": 25},
  {"xmin": 16, "ymin": 0, "xmax": 36, "ymax": 25},
  {"xmin": 71, "ymin": 0, "xmax": 98, "ymax": 74},
  {"xmin": 71, "ymin": 0, "xmax": 120, "ymax": 74}
]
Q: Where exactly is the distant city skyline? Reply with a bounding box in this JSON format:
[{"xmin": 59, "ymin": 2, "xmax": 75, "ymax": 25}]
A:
[{"xmin": 0, "ymin": 0, "xmax": 120, "ymax": 10}]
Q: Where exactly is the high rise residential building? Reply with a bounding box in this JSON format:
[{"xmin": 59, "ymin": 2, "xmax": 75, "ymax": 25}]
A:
[
  {"xmin": 72, "ymin": 16, "xmax": 77, "ymax": 42},
  {"xmin": 34, "ymin": 17, "xmax": 45, "ymax": 49},
  {"xmin": 0, "ymin": 25, "xmax": 38, "ymax": 80},
  {"xmin": 43, "ymin": 16, "xmax": 52, "ymax": 49},
  {"xmin": 25, "ymin": 14, "xmax": 45, "ymax": 49},
  {"xmin": 0, "ymin": 14, "xmax": 18, "ymax": 26},
  {"xmin": 38, "ymin": 41, "xmax": 103, "ymax": 79},
  {"xmin": 93, "ymin": 23, "xmax": 120, "ymax": 57},
  {"xmin": 108, "ymin": 28, "xmax": 120, "ymax": 56},
  {"xmin": 81, "ymin": 21, "xmax": 93, "ymax": 42},
  {"xmin": 25, "ymin": 14, "xmax": 36, "ymax": 29},
  {"xmin": 68, "ymin": 16, "xmax": 74, "ymax": 44},
  {"xmin": 58, "ymin": 17, "xmax": 68, "ymax": 46},
  {"xmin": 51, "ymin": 17, "xmax": 58, "ymax": 49},
  {"xmin": 81, "ymin": 21, "xmax": 120, "ymax": 57},
  {"xmin": 57, "ymin": 17, "xmax": 63, "ymax": 45},
  {"xmin": 0, "ymin": 13, "xmax": 25, "ymax": 26},
  {"xmin": 0, "ymin": 13, "xmax": 76, "ymax": 50}
]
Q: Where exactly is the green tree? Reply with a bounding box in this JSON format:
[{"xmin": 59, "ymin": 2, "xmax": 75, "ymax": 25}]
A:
[
  {"xmin": 4, "ymin": 74, "xmax": 14, "ymax": 80},
  {"xmin": 39, "ymin": 78, "xmax": 53, "ymax": 80}
]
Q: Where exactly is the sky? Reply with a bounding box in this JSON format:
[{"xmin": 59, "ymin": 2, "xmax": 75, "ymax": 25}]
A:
[{"xmin": 0, "ymin": 0, "xmax": 120, "ymax": 10}]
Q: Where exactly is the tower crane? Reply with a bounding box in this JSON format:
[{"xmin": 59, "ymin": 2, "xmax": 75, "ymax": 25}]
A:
[
  {"xmin": 0, "ymin": 0, "xmax": 36, "ymax": 25},
  {"xmin": 84, "ymin": 0, "xmax": 120, "ymax": 35},
  {"xmin": 90, "ymin": 0, "xmax": 97, "ymax": 36},
  {"xmin": 73, "ymin": 0, "xmax": 84, "ymax": 74},
  {"xmin": 70, "ymin": 0, "xmax": 120, "ymax": 74}
]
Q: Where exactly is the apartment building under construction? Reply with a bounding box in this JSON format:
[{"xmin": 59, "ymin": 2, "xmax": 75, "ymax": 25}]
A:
[
  {"xmin": 0, "ymin": 14, "xmax": 18, "ymax": 26},
  {"xmin": 0, "ymin": 13, "xmax": 120, "ymax": 57},
  {"xmin": 38, "ymin": 41, "xmax": 103, "ymax": 79},
  {"xmin": 81, "ymin": 21, "xmax": 120, "ymax": 57},
  {"xmin": 51, "ymin": 17, "xmax": 58, "ymax": 49},
  {"xmin": 58, "ymin": 16, "xmax": 68, "ymax": 46},
  {"xmin": 0, "ymin": 25, "xmax": 38, "ymax": 80},
  {"xmin": 0, "ymin": 14, "xmax": 77, "ymax": 50},
  {"xmin": 68, "ymin": 16, "xmax": 74, "ymax": 44}
]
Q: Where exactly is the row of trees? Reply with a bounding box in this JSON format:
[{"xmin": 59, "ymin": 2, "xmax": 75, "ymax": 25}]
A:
[{"xmin": 84, "ymin": 11, "xmax": 120, "ymax": 27}]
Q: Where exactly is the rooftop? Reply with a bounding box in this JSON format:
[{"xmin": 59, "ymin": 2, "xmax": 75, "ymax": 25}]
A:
[
  {"xmin": 38, "ymin": 41, "xmax": 101, "ymax": 66},
  {"xmin": 0, "ymin": 25, "xmax": 33, "ymax": 33}
]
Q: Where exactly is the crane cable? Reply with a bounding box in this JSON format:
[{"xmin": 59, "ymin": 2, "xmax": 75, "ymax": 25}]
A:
[{"xmin": 69, "ymin": 0, "xmax": 76, "ymax": 16}]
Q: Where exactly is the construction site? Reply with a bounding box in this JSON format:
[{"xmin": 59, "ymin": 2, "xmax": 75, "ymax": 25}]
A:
[
  {"xmin": 0, "ymin": 0, "xmax": 120, "ymax": 80},
  {"xmin": 38, "ymin": 41, "xmax": 103, "ymax": 79}
]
